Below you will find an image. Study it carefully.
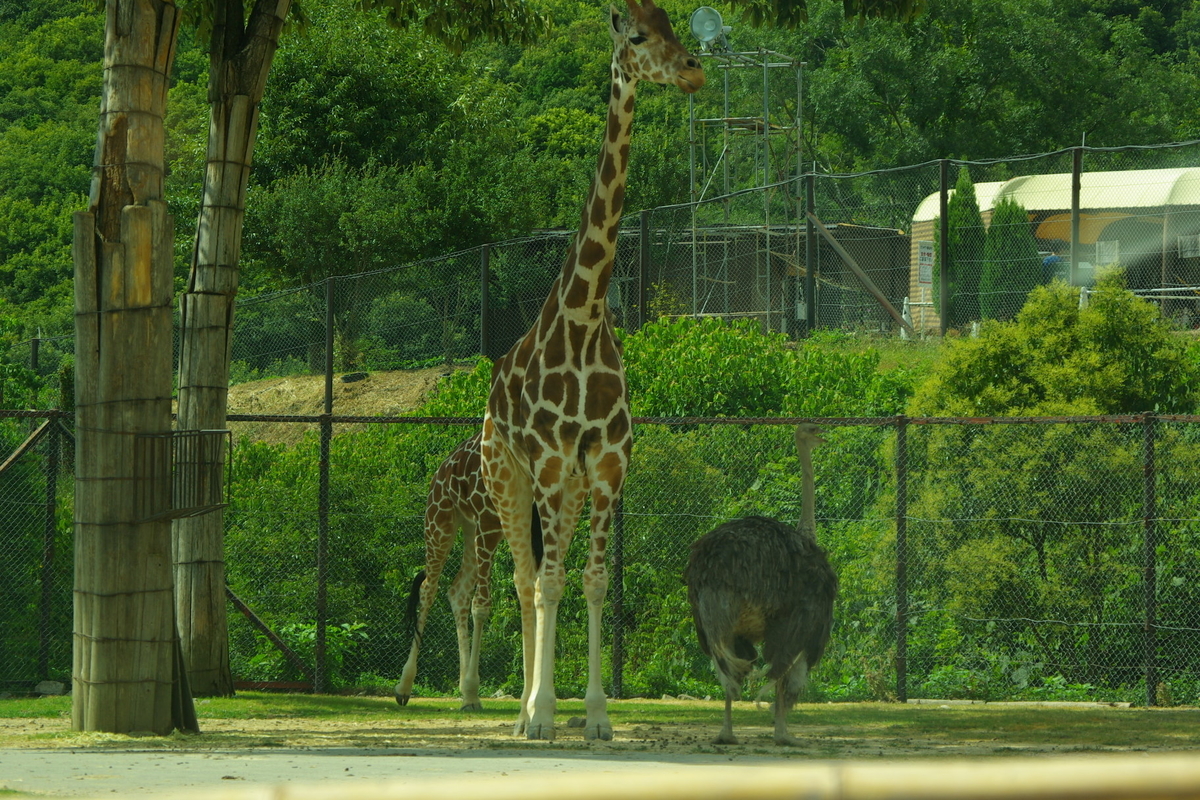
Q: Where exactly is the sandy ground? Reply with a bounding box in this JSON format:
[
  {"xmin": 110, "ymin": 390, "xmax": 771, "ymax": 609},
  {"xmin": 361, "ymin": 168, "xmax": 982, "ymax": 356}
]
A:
[{"xmin": 225, "ymin": 366, "xmax": 468, "ymax": 446}]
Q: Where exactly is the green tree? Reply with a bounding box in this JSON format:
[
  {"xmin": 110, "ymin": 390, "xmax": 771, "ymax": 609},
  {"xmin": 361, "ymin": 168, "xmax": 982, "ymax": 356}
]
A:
[
  {"xmin": 174, "ymin": 0, "xmax": 549, "ymax": 697},
  {"xmin": 980, "ymin": 197, "xmax": 1039, "ymax": 321},
  {"xmin": 912, "ymin": 272, "xmax": 1200, "ymax": 417},
  {"xmin": 932, "ymin": 167, "xmax": 984, "ymax": 329},
  {"xmin": 904, "ymin": 276, "xmax": 1200, "ymax": 695}
]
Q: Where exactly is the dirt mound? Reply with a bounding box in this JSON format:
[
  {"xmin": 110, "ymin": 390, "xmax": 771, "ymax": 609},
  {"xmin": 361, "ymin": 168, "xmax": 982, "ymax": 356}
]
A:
[{"xmin": 226, "ymin": 366, "xmax": 470, "ymax": 446}]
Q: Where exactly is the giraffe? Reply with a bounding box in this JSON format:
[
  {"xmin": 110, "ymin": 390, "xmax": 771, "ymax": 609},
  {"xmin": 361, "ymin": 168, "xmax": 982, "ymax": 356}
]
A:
[
  {"xmin": 394, "ymin": 432, "xmax": 503, "ymax": 711},
  {"xmin": 481, "ymin": 0, "xmax": 704, "ymax": 741}
]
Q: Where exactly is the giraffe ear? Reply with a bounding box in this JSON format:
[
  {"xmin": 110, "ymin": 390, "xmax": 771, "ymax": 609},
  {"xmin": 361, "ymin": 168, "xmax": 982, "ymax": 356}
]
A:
[{"xmin": 610, "ymin": 5, "xmax": 623, "ymax": 35}]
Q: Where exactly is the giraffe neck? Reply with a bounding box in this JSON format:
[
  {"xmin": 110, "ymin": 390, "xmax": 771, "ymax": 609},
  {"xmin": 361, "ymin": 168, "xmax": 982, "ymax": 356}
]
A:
[
  {"xmin": 554, "ymin": 56, "xmax": 638, "ymax": 318},
  {"xmin": 798, "ymin": 445, "xmax": 816, "ymax": 536}
]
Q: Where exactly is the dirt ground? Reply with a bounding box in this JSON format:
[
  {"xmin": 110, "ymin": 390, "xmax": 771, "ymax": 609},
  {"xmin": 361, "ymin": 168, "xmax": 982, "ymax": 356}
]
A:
[
  {"xmin": 3, "ymin": 698, "xmax": 1195, "ymax": 759},
  {"xmin": 224, "ymin": 365, "xmax": 469, "ymax": 446}
]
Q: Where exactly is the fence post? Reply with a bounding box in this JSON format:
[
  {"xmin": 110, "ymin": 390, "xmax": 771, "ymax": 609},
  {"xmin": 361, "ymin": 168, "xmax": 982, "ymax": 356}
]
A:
[
  {"xmin": 804, "ymin": 173, "xmax": 817, "ymax": 334},
  {"xmin": 895, "ymin": 414, "xmax": 908, "ymax": 703},
  {"xmin": 1143, "ymin": 413, "xmax": 1158, "ymax": 706},
  {"xmin": 480, "ymin": 245, "xmax": 491, "ymax": 359},
  {"xmin": 316, "ymin": 277, "xmax": 335, "ymax": 693},
  {"xmin": 1070, "ymin": 147, "xmax": 1082, "ymax": 288},
  {"xmin": 639, "ymin": 209, "xmax": 650, "ymax": 330},
  {"xmin": 611, "ymin": 497, "xmax": 625, "ymax": 699},
  {"xmin": 30, "ymin": 336, "xmax": 40, "ymax": 374},
  {"xmin": 939, "ymin": 159, "xmax": 950, "ymax": 336},
  {"xmin": 38, "ymin": 411, "xmax": 60, "ymax": 679}
]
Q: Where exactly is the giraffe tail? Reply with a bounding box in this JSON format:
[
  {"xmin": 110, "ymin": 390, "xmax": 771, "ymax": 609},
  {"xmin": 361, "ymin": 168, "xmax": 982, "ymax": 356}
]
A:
[
  {"xmin": 531, "ymin": 503, "xmax": 544, "ymax": 569},
  {"xmin": 405, "ymin": 570, "xmax": 426, "ymax": 647}
]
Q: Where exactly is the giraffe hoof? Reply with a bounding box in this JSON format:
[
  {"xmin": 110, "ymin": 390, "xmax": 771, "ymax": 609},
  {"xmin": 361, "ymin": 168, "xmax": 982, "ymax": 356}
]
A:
[
  {"xmin": 460, "ymin": 701, "xmax": 483, "ymax": 712},
  {"xmin": 584, "ymin": 723, "xmax": 613, "ymax": 741},
  {"xmin": 525, "ymin": 723, "xmax": 556, "ymax": 741},
  {"xmin": 395, "ymin": 693, "xmax": 410, "ymax": 707}
]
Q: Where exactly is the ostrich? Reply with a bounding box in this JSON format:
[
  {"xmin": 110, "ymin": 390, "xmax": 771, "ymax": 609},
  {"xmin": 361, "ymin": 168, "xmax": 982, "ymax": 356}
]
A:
[{"xmin": 683, "ymin": 423, "xmax": 838, "ymax": 746}]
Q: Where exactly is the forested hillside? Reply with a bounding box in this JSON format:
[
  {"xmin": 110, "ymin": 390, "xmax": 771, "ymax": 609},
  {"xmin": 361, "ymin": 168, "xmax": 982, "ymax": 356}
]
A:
[{"xmin": 1, "ymin": 0, "xmax": 1199, "ymax": 347}]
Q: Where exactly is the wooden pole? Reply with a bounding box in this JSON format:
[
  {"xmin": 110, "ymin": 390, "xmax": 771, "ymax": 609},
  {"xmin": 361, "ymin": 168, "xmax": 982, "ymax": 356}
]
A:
[
  {"xmin": 895, "ymin": 414, "xmax": 908, "ymax": 703},
  {"xmin": 1143, "ymin": 413, "xmax": 1158, "ymax": 706},
  {"xmin": 38, "ymin": 412, "xmax": 60, "ymax": 680},
  {"xmin": 805, "ymin": 212, "xmax": 914, "ymax": 336},
  {"xmin": 639, "ymin": 210, "xmax": 650, "ymax": 330},
  {"xmin": 72, "ymin": 0, "xmax": 193, "ymax": 734},
  {"xmin": 173, "ymin": 0, "xmax": 292, "ymax": 697},
  {"xmin": 480, "ymin": 244, "xmax": 491, "ymax": 359},
  {"xmin": 939, "ymin": 159, "xmax": 950, "ymax": 336},
  {"xmin": 805, "ymin": 174, "xmax": 816, "ymax": 333},
  {"xmin": 225, "ymin": 586, "xmax": 314, "ymax": 684}
]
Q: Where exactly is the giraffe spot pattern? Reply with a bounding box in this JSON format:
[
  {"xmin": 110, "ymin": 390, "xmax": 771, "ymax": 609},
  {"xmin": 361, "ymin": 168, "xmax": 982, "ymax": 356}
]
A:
[
  {"xmin": 478, "ymin": 0, "xmax": 703, "ymax": 736},
  {"xmin": 584, "ymin": 371, "xmax": 622, "ymax": 422}
]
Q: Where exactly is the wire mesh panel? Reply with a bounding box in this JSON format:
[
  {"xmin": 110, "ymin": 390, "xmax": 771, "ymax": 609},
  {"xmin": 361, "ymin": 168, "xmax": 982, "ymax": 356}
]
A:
[
  {"xmin": 210, "ymin": 414, "xmax": 1200, "ymax": 705},
  {"xmin": 0, "ymin": 413, "xmax": 71, "ymax": 690}
]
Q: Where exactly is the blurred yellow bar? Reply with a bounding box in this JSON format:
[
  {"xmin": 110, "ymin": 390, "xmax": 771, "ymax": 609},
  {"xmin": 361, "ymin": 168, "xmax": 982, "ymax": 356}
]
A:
[{"xmin": 124, "ymin": 754, "xmax": 1200, "ymax": 800}]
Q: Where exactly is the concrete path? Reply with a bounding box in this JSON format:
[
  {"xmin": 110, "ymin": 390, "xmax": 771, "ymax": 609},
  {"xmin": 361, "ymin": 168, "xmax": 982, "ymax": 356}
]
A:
[{"xmin": 0, "ymin": 747, "xmax": 761, "ymax": 797}]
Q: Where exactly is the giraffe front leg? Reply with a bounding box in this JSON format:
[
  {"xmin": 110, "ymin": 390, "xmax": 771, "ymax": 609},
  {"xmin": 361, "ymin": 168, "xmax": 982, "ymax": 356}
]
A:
[
  {"xmin": 525, "ymin": 570, "xmax": 562, "ymax": 740},
  {"xmin": 511, "ymin": 547, "xmax": 538, "ymax": 736},
  {"xmin": 582, "ymin": 518, "xmax": 612, "ymax": 741}
]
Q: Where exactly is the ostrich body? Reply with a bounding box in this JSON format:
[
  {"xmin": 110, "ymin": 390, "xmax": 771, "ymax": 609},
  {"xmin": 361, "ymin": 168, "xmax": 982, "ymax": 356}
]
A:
[{"xmin": 683, "ymin": 424, "xmax": 837, "ymax": 746}]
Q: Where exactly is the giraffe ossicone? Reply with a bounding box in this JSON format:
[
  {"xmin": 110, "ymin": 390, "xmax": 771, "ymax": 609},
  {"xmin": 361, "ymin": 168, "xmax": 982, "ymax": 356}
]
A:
[{"xmin": 481, "ymin": 0, "xmax": 704, "ymax": 742}]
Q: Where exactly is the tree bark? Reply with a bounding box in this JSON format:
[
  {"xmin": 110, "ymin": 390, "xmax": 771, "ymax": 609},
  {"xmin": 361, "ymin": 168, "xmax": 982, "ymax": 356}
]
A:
[
  {"xmin": 173, "ymin": 0, "xmax": 292, "ymax": 696},
  {"xmin": 73, "ymin": 0, "xmax": 196, "ymax": 734}
]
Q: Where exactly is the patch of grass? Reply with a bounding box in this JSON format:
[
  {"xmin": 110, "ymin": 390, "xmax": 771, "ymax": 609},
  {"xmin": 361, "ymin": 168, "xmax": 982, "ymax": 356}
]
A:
[
  {"xmin": 2, "ymin": 695, "xmax": 1199, "ymax": 756},
  {"xmin": 0, "ymin": 696, "xmax": 69, "ymax": 718}
]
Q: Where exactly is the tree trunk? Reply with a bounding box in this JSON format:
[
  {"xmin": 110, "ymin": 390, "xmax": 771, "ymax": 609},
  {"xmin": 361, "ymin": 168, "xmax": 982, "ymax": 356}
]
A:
[
  {"xmin": 173, "ymin": 0, "xmax": 291, "ymax": 696},
  {"xmin": 73, "ymin": 0, "xmax": 196, "ymax": 734}
]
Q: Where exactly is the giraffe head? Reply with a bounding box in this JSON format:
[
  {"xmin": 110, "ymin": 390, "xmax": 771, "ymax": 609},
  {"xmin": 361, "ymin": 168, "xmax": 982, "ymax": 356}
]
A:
[{"xmin": 610, "ymin": 0, "xmax": 706, "ymax": 93}]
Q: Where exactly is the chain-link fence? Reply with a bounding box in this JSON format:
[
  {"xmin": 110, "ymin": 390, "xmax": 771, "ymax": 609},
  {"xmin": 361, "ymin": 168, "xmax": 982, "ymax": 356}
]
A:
[
  {"xmin": 0, "ymin": 411, "xmax": 71, "ymax": 692},
  {"xmin": 8, "ymin": 141, "xmax": 1200, "ymax": 701},
  {"xmin": 210, "ymin": 413, "xmax": 1200, "ymax": 705},
  {"xmin": 7, "ymin": 410, "xmax": 1200, "ymax": 702}
]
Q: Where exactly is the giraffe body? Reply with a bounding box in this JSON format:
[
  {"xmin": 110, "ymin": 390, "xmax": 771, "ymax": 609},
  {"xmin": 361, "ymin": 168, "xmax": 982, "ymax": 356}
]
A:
[
  {"xmin": 481, "ymin": 0, "xmax": 704, "ymax": 741},
  {"xmin": 395, "ymin": 433, "xmax": 502, "ymax": 711}
]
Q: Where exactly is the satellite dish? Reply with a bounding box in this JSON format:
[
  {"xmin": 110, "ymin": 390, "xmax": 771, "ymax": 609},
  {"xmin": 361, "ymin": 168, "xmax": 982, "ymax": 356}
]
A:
[{"xmin": 689, "ymin": 6, "xmax": 731, "ymax": 50}]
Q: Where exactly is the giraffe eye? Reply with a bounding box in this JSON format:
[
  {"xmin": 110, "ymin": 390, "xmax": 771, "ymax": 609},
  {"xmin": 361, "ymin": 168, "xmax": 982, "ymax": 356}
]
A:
[{"xmin": 629, "ymin": 35, "xmax": 647, "ymax": 44}]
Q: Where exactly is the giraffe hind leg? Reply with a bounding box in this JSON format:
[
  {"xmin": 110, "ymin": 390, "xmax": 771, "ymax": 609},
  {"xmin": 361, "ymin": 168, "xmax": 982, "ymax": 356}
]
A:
[
  {"xmin": 448, "ymin": 530, "xmax": 481, "ymax": 711},
  {"xmin": 395, "ymin": 568, "xmax": 440, "ymax": 706}
]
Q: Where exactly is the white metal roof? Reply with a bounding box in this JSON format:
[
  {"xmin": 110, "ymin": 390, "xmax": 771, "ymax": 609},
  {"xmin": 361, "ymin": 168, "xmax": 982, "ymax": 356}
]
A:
[{"xmin": 911, "ymin": 167, "xmax": 1200, "ymax": 224}]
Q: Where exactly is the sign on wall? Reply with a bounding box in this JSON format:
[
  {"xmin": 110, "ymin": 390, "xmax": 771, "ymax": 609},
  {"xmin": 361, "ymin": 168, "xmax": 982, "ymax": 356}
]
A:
[{"xmin": 918, "ymin": 241, "xmax": 934, "ymax": 285}]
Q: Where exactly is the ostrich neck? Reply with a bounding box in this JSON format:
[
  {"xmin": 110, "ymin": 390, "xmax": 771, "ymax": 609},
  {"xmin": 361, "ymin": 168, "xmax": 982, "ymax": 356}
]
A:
[{"xmin": 798, "ymin": 446, "xmax": 816, "ymax": 536}]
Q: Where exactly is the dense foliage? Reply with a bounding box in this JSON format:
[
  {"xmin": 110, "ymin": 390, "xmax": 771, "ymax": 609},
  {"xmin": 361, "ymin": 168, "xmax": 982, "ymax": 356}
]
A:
[
  {"xmin": 5, "ymin": 0, "xmax": 1200, "ymax": 337},
  {"xmin": 902, "ymin": 277, "xmax": 1200, "ymax": 701},
  {"xmin": 980, "ymin": 198, "xmax": 1041, "ymax": 321},
  {"xmin": 932, "ymin": 168, "xmax": 984, "ymax": 329},
  {"xmin": 8, "ymin": 0, "xmax": 1200, "ymax": 703}
]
